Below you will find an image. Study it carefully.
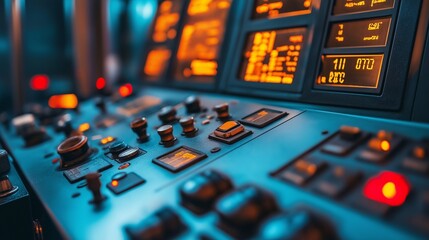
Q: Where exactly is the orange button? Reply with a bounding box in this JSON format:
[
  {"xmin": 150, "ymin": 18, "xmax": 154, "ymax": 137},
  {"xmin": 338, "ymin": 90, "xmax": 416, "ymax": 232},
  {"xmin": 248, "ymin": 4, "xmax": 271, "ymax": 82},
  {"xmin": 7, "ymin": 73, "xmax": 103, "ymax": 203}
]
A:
[{"xmin": 218, "ymin": 121, "xmax": 238, "ymax": 131}]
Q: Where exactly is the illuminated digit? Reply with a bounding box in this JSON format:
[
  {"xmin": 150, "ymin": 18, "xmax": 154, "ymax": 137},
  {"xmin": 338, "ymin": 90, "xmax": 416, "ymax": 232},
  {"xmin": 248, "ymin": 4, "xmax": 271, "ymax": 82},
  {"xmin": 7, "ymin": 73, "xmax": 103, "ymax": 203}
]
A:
[
  {"xmin": 356, "ymin": 58, "xmax": 362, "ymax": 70},
  {"xmin": 333, "ymin": 59, "xmax": 338, "ymax": 70},
  {"xmin": 368, "ymin": 58, "xmax": 375, "ymax": 70}
]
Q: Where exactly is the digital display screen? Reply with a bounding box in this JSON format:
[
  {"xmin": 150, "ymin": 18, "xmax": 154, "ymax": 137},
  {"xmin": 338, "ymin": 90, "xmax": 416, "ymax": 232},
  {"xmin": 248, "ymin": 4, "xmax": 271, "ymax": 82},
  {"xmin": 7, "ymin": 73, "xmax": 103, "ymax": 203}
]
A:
[
  {"xmin": 153, "ymin": 146, "xmax": 207, "ymax": 172},
  {"xmin": 326, "ymin": 17, "xmax": 391, "ymax": 48},
  {"xmin": 239, "ymin": 28, "xmax": 305, "ymax": 85},
  {"xmin": 143, "ymin": 0, "xmax": 182, "ymax": 78},
  {"xmin": 174, "ymin": 0, "xmax": 232, "ymax": 82},
  {"xmin": 316, "ymin": 54, "xmax": 384, "ymax": 90},
  {"xmin": 333, "ymin": 0, "xmax": 395, "ymax": 15},
  {"xmin": 253, "ymin": 0, "xmax": 312, "ymax": 19}
]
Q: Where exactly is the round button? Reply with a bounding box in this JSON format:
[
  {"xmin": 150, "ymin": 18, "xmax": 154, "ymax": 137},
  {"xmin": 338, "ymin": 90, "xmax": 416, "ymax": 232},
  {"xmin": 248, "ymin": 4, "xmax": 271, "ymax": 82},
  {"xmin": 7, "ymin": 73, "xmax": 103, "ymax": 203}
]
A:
[
  {"xmin": 112, "ymin": 172, "xmax": 128, "ymax": 181},
  {"xmin": 118, "ymin": 147, "xmax": 140, "ymax": 161},
  {"xmin": 109, "ymin": 141, "xmax": 127, "ymax": 154},
  {"xmin": 57, "ymin": 136, "xmax": 91, "ymax": 166}
]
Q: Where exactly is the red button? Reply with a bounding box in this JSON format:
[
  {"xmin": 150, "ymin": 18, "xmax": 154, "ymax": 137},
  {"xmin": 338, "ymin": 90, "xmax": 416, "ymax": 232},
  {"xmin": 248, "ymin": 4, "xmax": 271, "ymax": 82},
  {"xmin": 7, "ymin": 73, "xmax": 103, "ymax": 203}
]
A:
[{"xmin": 363, "ymin": 171, "xmax": 410, "ymax": 207}]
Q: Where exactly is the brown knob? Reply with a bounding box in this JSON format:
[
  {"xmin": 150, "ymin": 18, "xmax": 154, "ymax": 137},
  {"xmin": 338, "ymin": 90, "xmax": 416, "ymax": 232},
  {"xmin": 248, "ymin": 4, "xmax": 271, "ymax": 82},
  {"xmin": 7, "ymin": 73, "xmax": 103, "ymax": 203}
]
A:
[
  {"xmin": 180, "ymin": 117, "xmax": 198, "ymax": 136},
  {"xmin": 0, "ymin": 175, "xmax": 18, "ymax": 198},
  {"xmin": 57, "ymin": 135, "xmax": 91, "ymax": 168},
  {"xmin": 86, "ymin": 172, "xmax": 105, "ymax": 204},
  {"xmin": 213, "ymin": 103, "xmax": 230, "ymax": 119},
  {"xmin": 157, "ymin": 125, "xmax": 176, "ymax": 146},
  {"xmin": 130, "ymin": 117, "xmax": 149, "ymax": 141}
]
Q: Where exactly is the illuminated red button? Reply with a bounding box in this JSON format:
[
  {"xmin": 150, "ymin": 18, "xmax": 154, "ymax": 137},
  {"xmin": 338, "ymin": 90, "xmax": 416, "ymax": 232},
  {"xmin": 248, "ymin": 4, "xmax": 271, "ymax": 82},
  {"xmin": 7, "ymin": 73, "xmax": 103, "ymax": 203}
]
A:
[
  {"xmin": 96, "ymin": 77, "xmax": 106, "ymax": 90},
  {"xmin": 118, "ymin": 83, "xmax": 133, "ymax": 98},
  {"xmin": 30, "ymin": 74, "xmax": 50, "ymax": 91},
  {"xmin": 363, "ymin": 171, "xmax": 410, "ymax": 207}
]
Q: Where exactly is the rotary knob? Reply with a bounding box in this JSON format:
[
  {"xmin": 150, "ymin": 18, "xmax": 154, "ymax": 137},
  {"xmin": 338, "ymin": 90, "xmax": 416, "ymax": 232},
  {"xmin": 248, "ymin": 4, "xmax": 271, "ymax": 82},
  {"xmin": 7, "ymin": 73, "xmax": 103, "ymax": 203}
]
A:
[
  {"xmin": 130, "ymin": 117, "xmax": 149, "ymax": 142},
  {"xmin": 213, "ymin": 103, "xmax": 230, "ymax": 119},
  {"xmin": 157, "ymin": 125, "xmax": 176, "ymax": 146},
  {"xmin": 184, "ymin": 96, "xmax": 202, "ymax": 114},
  {"xmin": 180, "ymin": 117, "xmax": 198, "ymax": 137},
  {"xmin": 56, "ymin": 118, "xmax": 74, "ymax": 137},
  {"xmin": 158, "ymin": 106, "xmax": 177, "ymax": 124},
  {"xmin": 0, "ymin": 175, "xmax": 19, "ymax": 198},
  {"xmin": 0, "ymin": 149, "xmax": 11, "ymax": 175},
  {"xmin": 57, "ymin": 135, "xmax": 92, "ymax": 168}
]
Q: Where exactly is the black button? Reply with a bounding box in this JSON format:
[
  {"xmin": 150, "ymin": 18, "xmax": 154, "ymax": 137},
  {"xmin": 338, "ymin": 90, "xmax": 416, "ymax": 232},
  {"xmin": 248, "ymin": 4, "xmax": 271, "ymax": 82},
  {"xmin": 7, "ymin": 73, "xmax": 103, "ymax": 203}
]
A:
[
  {"xmin": 258, "ymin": 209, "xmax": 338, "ymax": 240},
  {"xmin": 118, "ymin": 147, "xmax": 141, "ymax": 162},
  {"xmin": 313, "ymin": 166, "xmax": 361, "ymax": 198},
  {"xmin": 109, "ymin": 140, "xmax": 127, "ymax": 154},
  {"xmin": 214, "ymin": 185, "xmax": 278, "ymax": 237},
  {"xmin": 278, "ymin": 157, "xmax": 326, "ymax": 186},
  {"xmin": 321, "ymin": 126, "xmax": 368, "ymax": 156},
  {"xmin": 107, "ymin": 172, "xmax": 145, "ymax": 195},
  {"xmin": 185, "ymin": 96, "xmax": 202, "ymax": 114},
  {"xmin": 125, "ymin": 207, "xmax": 185, "ymax": 240},
  {"xmin": 180, "ymin": 169, "xmax": 233, "ymax": 214}
]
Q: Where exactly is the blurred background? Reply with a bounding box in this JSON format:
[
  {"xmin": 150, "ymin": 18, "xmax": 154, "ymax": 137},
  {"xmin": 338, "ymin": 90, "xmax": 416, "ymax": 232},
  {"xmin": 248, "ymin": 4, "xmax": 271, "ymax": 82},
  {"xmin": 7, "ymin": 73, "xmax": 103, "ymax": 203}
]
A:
[{"xmin": 0, "ymin": 0, "xmax": 157, "ymax": 114}]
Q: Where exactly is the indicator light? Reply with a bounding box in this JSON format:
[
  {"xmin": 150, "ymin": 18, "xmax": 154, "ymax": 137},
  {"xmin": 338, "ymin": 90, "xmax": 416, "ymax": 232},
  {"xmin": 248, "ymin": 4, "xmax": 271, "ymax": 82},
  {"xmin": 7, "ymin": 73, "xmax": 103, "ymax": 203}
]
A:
[
  {"xmin": 78, "ymin": 123, "xmax": 91, "ymax": 133},
  {"xmin": 380, "ymin": 140, "xmax": 391, "ymax": 152},
  {"xmin": 30, "ymin": 74, "xmax": 50, "ymax": 91},
  {"xmin": 96, "ymin": 77, "xmax": 106, "ymax": 90},
  {"xmin": 118, "ymin": 84, "xmax": 133, "ymax": 98},
  {"xmin": 363, "ymin": 171, "xmax": 410, "ymax": 206},
  {"xmin": 48, "ymin": 94, "xmax": 79, "ymax": 109},
  {"xmin": 100, "ymin": 136, "xmax": 115, "ymax": 145},
  {"xmin": 112, "ymin": 180, "xmax": 119, "ymax": 187}
]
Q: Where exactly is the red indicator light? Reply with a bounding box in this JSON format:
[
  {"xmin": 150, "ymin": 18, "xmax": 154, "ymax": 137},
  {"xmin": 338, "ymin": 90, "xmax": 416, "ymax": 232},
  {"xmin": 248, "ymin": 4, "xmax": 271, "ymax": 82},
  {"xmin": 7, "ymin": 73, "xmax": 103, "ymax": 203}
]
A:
[
  {"xmin": 30, "ymin": 74, "xmax": 50, "ymax": 91},
  {"xmin": 118, "ymin": 83, "xmax": 133, "ymax": 98},
  {"xmin": 112, "ymin": 180, "xmax": 119, "ymax": 187},
  {"xmin": 96, "ymin": 77, "xmax": 106, "ymax": 90},
  {"xmin": 363, "ymin": 171, "xmax": 410, "ymax": 206},
  {"xmin": 48, "ymin": 94, "xmax": 79, "ymax": 109}
]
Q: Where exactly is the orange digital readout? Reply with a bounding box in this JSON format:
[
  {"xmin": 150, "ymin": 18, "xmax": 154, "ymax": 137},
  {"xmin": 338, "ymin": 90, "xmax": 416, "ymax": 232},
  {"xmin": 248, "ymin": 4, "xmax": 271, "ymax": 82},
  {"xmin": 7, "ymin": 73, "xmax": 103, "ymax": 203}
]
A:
[
  {"xmin": 240, "ymin": 28, "xmax": 305, "ymax": 84},
  {"xmin": 143, "ymin": 47, "xmax": 172, "ymax": 77},
  {"xmin": 253, "ymin": 0, "xmax": 312, "ymax": 19},
  {"xmin": 152, "ymin": 0, "xmax": 181, "ymax": 43},
  {"xmin": 333, "ymin": 0, "xmax": 395, "ymax": 15},
  {"xmin": 175, "ymin": 0, "xmax": 232, "ymax": 82}
]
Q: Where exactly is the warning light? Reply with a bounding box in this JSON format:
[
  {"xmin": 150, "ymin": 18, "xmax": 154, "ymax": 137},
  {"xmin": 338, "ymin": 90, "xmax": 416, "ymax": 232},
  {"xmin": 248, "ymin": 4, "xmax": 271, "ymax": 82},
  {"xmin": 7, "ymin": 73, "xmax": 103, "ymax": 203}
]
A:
[
  {"xmin": 363, "ymin": 171, "xmax": 410, "ymax": 206},
  {"xmin": 30, "ymin": 75, "xmax": 50, "ymax": 91},
  {"xmin": 96, "ymin": 77, "xmax": 106, "ymax": 90},
  {"xmin": 48, "ymin": 94, "xmax": 79, "ymax": 109},
  {"xmin": 78, "ymin": 123, "xmax": 91, "ymax": 133},
  {"xmin": 118, "ymin": 84, "xmax": 133, "ymax": 98},
  {"xmin": 380, "ymin": 140, "xmax": 391, "ymax": 152},
  {"xmin": 100, "ymin": 136, "xmax": 116, "ymax": 145},
  {"xmin": 112, "ymin": 180, "xmax": 119, "ymax": 187}
]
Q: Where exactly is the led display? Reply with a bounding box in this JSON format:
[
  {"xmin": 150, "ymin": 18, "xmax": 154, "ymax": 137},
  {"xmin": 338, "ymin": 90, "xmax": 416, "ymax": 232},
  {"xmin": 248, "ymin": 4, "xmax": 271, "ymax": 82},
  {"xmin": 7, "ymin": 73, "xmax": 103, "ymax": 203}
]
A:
[{"xmin": 253, "ymin": 0, "xmax": 312, "ymax": 19}]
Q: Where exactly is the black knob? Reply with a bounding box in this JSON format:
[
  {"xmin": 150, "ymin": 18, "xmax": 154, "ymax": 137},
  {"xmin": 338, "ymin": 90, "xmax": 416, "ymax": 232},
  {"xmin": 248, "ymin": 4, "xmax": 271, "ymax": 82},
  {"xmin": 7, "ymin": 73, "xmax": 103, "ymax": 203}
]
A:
[
  {"xmin": 214, "ymin": 185, "xmax": 278, "ymax": 237},
  {"xmin": 180, "ymin": 169, "xmax": 233, "ymax": 214},
  {"xmin": 56, "ymin": 118, "xmax": 74, "ymax": 137},
  {"xmin": 157, "ymin": 125, "xmax": 176, "ymax": 146},
  {"xmin": 185, "ymin": 96, "xmax": 201, "ymax": 114},
  {"xmin": 179, "ymin": 117, "xmax": 198, "ymax": 136},
  {"xmin": 95, "ymin": 97, "xmax": 107, "ymax": 114},
  {"xmin": 86, "ymin": 172, "xmax": 105, "ymax": 204},
  {"xmin": 22, "ymin": 128, "xmax": 49, "ymax": 147},
  {"xmin": 109, "ymin": 140, "xmax": 128, "ymax": 155},
  {"xmin": 126, "ymin": 207, "xmax": 185, "ymax": 240},
  {"xmin": 158, "ymin": 106, "xmax": 177, "ymax": 124},
  {"xmin": 57, "ymin": 135, "xmax": 92, "ymax": 168},
  {"xmin": 0, "ymin": 150, "xmax": 11, "ymax": 175},
  {"xmin": 0, "ymin": 175, "xmax": 18, "ymax": 197},
  {"xmin": 258, "ymin": 209, "xmax": 338, "ymax": 240},
  {"xmin": 130, "ymin": 117, "xmax": 149, "ymax": 142},
  {"xmin": 213, "ymin": 103, "xmax": 230, "ymax": 119}
]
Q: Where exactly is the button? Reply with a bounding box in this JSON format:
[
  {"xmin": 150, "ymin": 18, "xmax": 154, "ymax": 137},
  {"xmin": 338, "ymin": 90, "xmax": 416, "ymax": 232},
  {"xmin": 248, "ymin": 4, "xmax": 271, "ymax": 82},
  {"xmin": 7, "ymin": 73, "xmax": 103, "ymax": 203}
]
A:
[
  {"xmin": 109, "ymin": 140, "xmax": 128, "ymax": 155},
  {"xmin": 278, "ymin": 157, "xmax": 326, "ymax": 186},
  {"xmin": 313, "ymin": 166, "xmax": 361, "ymax": 198},
  {"xmin": 402, "ymin": 144, "xmax": 429, "ymax": 174},
  {"xmin": 158, "ymin": 106, "xmax": 177, "ymax": 124},
  {"xmin": 157, "ymin": 125, "xmax": 176, "ymax": 146},
  {"xmin": 130, "ymin": 117, "xmax": 149, "ymax": 142},
  {"xmin": 214, "ymin": 185, "xmax": 278, "ymax": 238},
  {"xmin": 258, "ymin": 209, "xmax": 337, "ymax": 240},
  {"xmin": 118, "ymin": 162, "xmax": 131, "ymax": 170},
  {"xmin": 214, "ymin": 121, "xmax": 244, "ymax": 138},
  {"xmin": 0, "ymin": 149, "xmax": 11, "ymax": 175},
  {"xmin": 240, "ymin": 108, "xmax": 287, "ymax": 128},
  {"xmin": 363, "ymin": 171, "xmax": 410, "ymax": 207},
  {"xmin": 0, "ymin": 175, "xmax": 19, "ymax": 198},
  {"xmin": 125, "ymin": 207, "xmax": 185, "ymax": 239},
  {"xmin": 179, "ymin": 117, "xmax": 198, "ymax": 137},
  {"xmin": 213, "ymin": 103, "xmax": 230, "ymax": 119},
  {"xmin": 358, "ymin": 130, "xmax": 403, "ymax": 163},
  {"xmin": 184, "ymin": 96, "xmax": 202, "ymax": 113},
  {"xmin": 321, "ymin": 126, "xmax": 368, "ymax": 156},
  {"xmin": 153, "ymin": 146, "xmax": 207, "ymax": 172},
  {"xmin": 107, "ymin": 172, "xmax": 145, "ymax": 195},
  {"xmin": 57, "ymin": 135, "xmax": 92, "ymax": 168},
  {"xmin": 100, "ymin": 136, "xmax": 116, "ymax": 145},
  {"xmin": 78, "ymin": 123, "xmax": 91, "ymax": 133},
  {"xmin": 180, "ymin": 169, "xmax": 233, "ymax": 214},
  {"xmin": 63, "ymin": 158, "xmax": 112, "ymax": 183},
  {"xmin": 55, "ymin": 117, "xmax": 74, "ymax": 137},
  {"xmin": 118, "ymin": 147, "xmax": 141, "ymax": 162}
]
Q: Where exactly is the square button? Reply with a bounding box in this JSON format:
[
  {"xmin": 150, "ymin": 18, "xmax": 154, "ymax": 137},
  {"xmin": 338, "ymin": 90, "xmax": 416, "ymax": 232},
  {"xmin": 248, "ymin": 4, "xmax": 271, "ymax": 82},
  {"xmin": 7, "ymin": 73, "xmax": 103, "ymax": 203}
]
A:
[
  {"xmin": 313, "ymin": 166, "xmax": 361, "ymax": 198},
  {"xmin": 153, "ymin": 146, "xmax": 207, "ymax": 172},
  {"xmin": 107, "ymin": 172, "xmax": 146, "ymax": 194},
  {"xmin": 278, "ymin": 157, "xmax": 327, "ymax": 186},
  {"xmin": 240, "ymin": 108, "xmax": 288, "ymax": 128}
]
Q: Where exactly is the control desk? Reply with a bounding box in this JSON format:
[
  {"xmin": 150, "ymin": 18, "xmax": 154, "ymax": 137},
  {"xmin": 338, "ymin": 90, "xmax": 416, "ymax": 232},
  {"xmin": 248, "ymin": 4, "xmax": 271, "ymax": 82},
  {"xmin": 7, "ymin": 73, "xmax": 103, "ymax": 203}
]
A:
[{"xmin": 1, "ymin": 0, "xmax": 429, "ymax": 239}]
